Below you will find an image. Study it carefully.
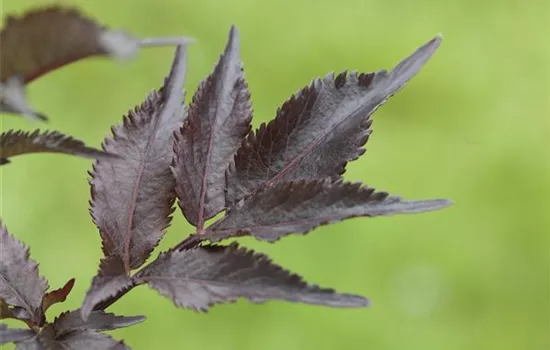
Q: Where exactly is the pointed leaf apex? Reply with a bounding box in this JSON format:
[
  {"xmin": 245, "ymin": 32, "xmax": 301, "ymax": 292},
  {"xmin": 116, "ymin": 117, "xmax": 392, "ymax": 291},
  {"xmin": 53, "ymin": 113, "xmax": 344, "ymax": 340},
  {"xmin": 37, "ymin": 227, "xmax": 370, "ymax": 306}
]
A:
[{"xmin": 226, "ymin": 25, "xmax": 240, "ymax": 52}]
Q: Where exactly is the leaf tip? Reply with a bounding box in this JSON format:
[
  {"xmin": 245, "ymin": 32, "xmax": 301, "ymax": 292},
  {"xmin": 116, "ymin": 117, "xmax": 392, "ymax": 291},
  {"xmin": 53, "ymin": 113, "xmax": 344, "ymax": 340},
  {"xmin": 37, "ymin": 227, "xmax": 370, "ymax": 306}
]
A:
[
  {"xmin": 407, "ymin": 197, "xmax": 454, "ymax": 213},
  {"xmin": 227, "ymin": 25, "xmax": 240, "ymax": 50},
  {"xmin": 423, "ymin": 34, "xmax": 443, "ymax": 52},
  {"xmin": 229, "ymin": 24, "xmax": 239, "ymax": 36},
  {"xmin": 346, "ymin": 294, "xmax": 370, "ymax": 308},
  {"xmin": 433, "ymin": 198, "xmax": 453, "ymax": 209}
]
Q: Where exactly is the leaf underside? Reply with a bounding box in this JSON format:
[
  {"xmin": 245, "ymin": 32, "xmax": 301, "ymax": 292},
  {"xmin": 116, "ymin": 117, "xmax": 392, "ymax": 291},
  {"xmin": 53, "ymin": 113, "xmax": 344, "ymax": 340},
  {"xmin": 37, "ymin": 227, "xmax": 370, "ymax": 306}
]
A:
[
  {"xmin": 0, "ymin": 219, "xmax": 48, "ymax": 325},
  {"xmin": 172, "ymin": 25, "xmax": 252, "ymax": 229},
  {"xmin": 0, "ymin": 129, "xmax": 117, "ymax": 165},
  {"xmin": 226, "ymin": 35, "xmax": 442, "ymax": 205},
  {"xmin": 207, "ymin": 179, "xmax": 451, "ymax": 242},
  {"xmin": 135, "ymin": 243, "xmax": 368, "ymax": 311}
]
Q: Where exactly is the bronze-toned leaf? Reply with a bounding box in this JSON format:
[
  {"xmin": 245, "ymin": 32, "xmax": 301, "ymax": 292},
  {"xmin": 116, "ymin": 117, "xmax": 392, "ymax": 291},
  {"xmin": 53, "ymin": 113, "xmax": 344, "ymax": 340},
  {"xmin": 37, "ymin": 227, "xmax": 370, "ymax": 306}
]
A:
[
  {"xmin": 0, "ymin": 299, "xmax": 14, "ymax": 320},
  {"xmin": 41, "ymin": 278, "xmax": 75, "ymax": 314}
]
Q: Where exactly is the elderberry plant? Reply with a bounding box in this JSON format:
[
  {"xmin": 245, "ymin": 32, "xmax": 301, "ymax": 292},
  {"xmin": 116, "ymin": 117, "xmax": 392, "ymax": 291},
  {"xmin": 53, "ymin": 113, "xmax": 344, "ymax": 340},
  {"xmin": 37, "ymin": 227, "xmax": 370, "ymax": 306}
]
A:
[{"xmin": 0, "ymin": 6, "xmax": 450, "ymax": 349}]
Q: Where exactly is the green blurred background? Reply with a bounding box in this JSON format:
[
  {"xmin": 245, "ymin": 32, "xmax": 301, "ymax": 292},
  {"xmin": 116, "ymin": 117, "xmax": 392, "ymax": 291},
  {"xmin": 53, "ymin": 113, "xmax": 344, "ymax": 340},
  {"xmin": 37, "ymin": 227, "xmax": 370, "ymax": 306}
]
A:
[{"xmin": 1, "ymin": 0, "xmax": 548, "ymax": 349}]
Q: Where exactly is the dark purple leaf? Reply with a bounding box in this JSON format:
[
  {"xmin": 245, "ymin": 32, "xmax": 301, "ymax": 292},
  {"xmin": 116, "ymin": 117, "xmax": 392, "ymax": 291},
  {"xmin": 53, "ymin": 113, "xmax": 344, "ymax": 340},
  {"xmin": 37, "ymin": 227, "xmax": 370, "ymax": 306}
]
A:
[
  {"xmin": 226, "ymin": 36, "xmax": 441, "ymax": 205},
  {"xmin": 0, "ymin": 324, "xmax": 35, "ymax": 345},
  {"xmin": 207, "ymin": 180, "xmax": 451, "ymax": 242},
  {"xmin": 0, "ymin": 219, "xmax": 48, "ymax": 325},
  {"xmin": 90, "ymin": 44, "xmax": 188, "ymax": 273},
  {"xmin": 81, "ymin": 257, "xmax": 135, "ymax": 320},
  {"xmin": 135, "ymin": 243, "xmax": 367, "ymax": 311},
  {"xmin": 41, "ymin": 278, "xmax": 75, "ymax": 313},
  {"xmin": 54, "ymin": 310, "xmax": 144, "ymax": 335},
  {"xmin": 172, "ymin": 25, "xmax": 252, "ymax": 228},
  {"xmin": 55, "ymin": 331, "xmax": 128, "ymax": 350},
  {"xmin": 0, "ymin": 129, "xmax": 117, "ymax": 165}
]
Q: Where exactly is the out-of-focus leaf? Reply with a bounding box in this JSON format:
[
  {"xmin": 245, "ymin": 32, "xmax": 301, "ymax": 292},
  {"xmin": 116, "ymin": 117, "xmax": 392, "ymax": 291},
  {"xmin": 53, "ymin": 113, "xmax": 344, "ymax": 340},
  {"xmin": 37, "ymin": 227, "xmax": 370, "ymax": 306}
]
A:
[
  {"xmin": 226, "ymin": 36, "xmax": 442, "ymax": 205},
  {"xmin": 0, "ymin": 219, "xmax": 48, "ymax": 325},
  {"xmin": 0, "ymin": 7, "xmax": 136, "ymax": 84},
  {"xmin": 0, "ymin": 77, "xmax": 47, "ymax": 121},
  {"xmin": 41, "ymin": 278, "xmax": 75, "ymax": 314},
  {"xmin": 207, "ymin": 180, "xmax": 451, "ymax": 242},
  {"xmin": 54, "ymin": 309, "xmax": 144, "ymax": 335},
  {"xmin": 0, "ymin": 324, "xmax": 36, "ymax": 345},
  {"xmin": 135, "ymin": 243, "xmax": 368, "ymax": 311},
  {"xmin": 0, "ymin": 129, "xmax": 117, "ymax": 165},
  {"xmin": 172, "ymin": 25, "xmax": 252, "ymax": 228},
  {"xmin": 81, "ymin": 257, "xmax": 134, "ymax": 320},
  {"xmin": 0, "ymin": 7, "xmax": 193, "ymax": 121},
  {"xmin": 0, "ymin": 6, "xmax": 136, "ymax": 122},
  {"xmin": 89, "ymin": 44, "xmax": 188, "ymax": 273}
]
